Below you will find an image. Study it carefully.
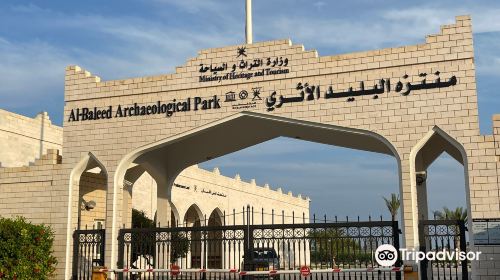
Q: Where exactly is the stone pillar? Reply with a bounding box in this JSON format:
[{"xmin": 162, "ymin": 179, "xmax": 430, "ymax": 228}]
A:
[
  {"xmin": 105, "ymin": 173, "xmax": 122, "ymax": 270},
  {"xmin": 156, "ymin": 175, "xmax": 173, "ymax": 269},
  {"xmin": 414, "ymin": 154, "xmax": 429, "ymax": 221},
  {"xmin": 399, "ymin": 159, "xmax": 417, "ymax": 249},
  {"xmin": 156, "ymin": 175, "xmax": 173, "ymax": 227},
  {"xmin": 122, "ymin": 182, "xmax": 133, "ymax": 228}
]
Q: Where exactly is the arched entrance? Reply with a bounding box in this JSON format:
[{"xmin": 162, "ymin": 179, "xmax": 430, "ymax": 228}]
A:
[
  {"xmin": 111, "ymin": 112, "xmax": 404, "ymax": 269},
  {"xmin": 207, "ymin": 208, "xmax": 224, "ymax": 269},
  {"xmin": 66, "ymin": 153, "xmax": 108, "ymax": 280},
  {"xmin": 184, "ymin": 204, "xmax": 204, "ymax": 268},
  {"xmin": 411, "ymin": 126, "xmax": 471, "ymax": 223},
  {"xmin": 171, "ymin": 202, "xmax": 180, "ymax": 227},
  {"xmin": 410, "ymin": 126, "xmax": 471, "ymax": 279}
]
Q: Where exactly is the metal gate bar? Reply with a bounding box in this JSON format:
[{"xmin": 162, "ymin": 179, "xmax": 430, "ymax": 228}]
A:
[
  {"xmin": 116, "ymin": 218, "xmax": 401, "ymax": 280},
  {"xmin": 72, "ymin": 229, "xmax": 105, "ymax": 280},
  {"xmin": 419, "ymin": 219, "xmax": 468, "ymax": 280}
]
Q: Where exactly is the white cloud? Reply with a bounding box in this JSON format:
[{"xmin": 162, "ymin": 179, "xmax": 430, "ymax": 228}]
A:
[
  {"xmin": 381, "ymin": 6, "xmax": 500, "ymax": 34},
  {"xmin": 10, "ymin": 3, "xmax": 51, "ymax": 14},
  {"xmin": 473, "ymin": 33, "xmax": 500, "ymax": 79},
  {"xmin": 257, "ymin": 3, "xmax": 500, "ymax": 55},
  {"xmin": 151, "ymin": 0, "xmax": 233, "ymax": 14},
  {"xmin": 0, "ymin": 38, "xmax": 68, "ymax": 108},
  {"xmin": 216, "ymin": 137, "xmax": 331, "ymax": 158},
  {"xmin": 313, "ymin": 2, "xmax": 326, "ymax": 9},
  {"xmin": 201, "ymin": 144, "xmax": 399, "ymax": 190}
]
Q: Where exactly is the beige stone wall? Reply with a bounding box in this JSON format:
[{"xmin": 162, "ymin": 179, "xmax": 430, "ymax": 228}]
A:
[
  {"xmin": 78, "ymin": 171, "xmax": 107, "ymax": 229},
  {"xmin": 132, "ymin": 165, "xmax": 310, "ymax": 225},
  {"xmin": 0, "ymin": 149, "xmax": 66, "ymax": 279},
  {"xmin": 58, "ymin": 15, "xmax": 500, "ymax": 279},
  {"xmin": 0, "ymin": 109, "xmax": 63, "ymax": 167},
  {"xmin": 130, "ymin": 171, "xmax": 156, "ymax": 218},
  {"xmin": 0, "ymin": 149, "xmax": 62, "ymax": 222}
]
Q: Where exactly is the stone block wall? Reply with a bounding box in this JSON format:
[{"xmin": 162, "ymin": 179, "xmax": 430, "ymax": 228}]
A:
[
  {"xmin": 132, "ymin": 165, "xmax": 310, "ymax": 225},
  {"xmin": 0, "ymin": 149, "xmax": 66, "ymax": 279},
  {"xmin": 0, "ymin": 109, "xmax": 62, "ymax": 167},
  {"xmin": 78, "ymin": 171, "xmax": 107, "ymax": 229}
]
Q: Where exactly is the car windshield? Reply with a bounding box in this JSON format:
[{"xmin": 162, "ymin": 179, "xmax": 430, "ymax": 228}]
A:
[{"xmin": 253, "ymin": 250, "xmax": 277, "ymax": 258}]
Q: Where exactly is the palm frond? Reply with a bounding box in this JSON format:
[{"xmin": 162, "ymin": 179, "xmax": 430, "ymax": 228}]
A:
[{"xmin": 382, "ymin": 193, "xmax": 400, "ymax": 220}]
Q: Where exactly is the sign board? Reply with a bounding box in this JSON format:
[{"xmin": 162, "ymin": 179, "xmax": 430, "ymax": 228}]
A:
[
  {"xmin": 170, "ymin": 264, "xmax": 180, "ymax": 276},
  {"xmin": 472, "ymin": 219, "xmax": 500, "ymax": 245},
  {"xmin": 488, "ymin": 220, "xmax": 500, "ymax": 244},
  {"xmin": 300, "ymin": 265, "xmax": 311, "ymax": 277},
  {"xmin": 65, "ymin": 45, "xmax": 459, "ymax": 123}
]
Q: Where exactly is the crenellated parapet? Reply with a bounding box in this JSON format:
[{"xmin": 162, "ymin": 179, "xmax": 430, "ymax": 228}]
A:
[
  {"xmin": 0, "ymin": 110, "xmax": 62, "ymax": 168},
  {"xmin": 0, "ymin": 149, "xmax": 61, "ymax": 175},
  {"xmin": 178, "ymin": 165, "xmax": 311, "ymax": 203},
  {"xmin": 493, "ymin": 115, "xmax": 500, "ymax": 161}
]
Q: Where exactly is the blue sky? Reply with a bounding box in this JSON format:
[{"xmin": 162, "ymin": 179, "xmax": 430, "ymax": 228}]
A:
[{"xmin": 1, "ymin": 0, "xmax": 498, "ymax": 219}]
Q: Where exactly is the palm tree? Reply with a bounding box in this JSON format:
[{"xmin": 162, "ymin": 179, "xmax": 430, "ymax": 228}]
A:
[
  {"xmin": 382, "ymin": 193, "xmax": 400, "ymax": 221},
  {"xmin": 433, "ymin": 207, "xmax": 467, "ymax": 224},
  {"xmin": 433, "ymin": 207, "xmax": 467, "ymax": 260}
]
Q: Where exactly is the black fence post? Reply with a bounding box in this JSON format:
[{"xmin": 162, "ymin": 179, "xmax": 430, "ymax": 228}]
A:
[
  {"xmin": 202, "ymin": 229, "xmax": 207, "ymax": 280},
  {"xmin": 245, "ymin": 205, "xmax": 254, "ymax": 271},
  {"xmin": 117, "ymin": 229, "xmax": 125, "ymax": 280},
  {"xmin": 246, "ymin": 205, "xmax": 252, "ymax": 249},
  {"xmin": 418, "ymin": 222, "xmax": 428, "ymax": 280},
  {"xmin": 99, "ymin": 229, "xmax": 106, "ymax": 267},
  {"xmin": 459, "ymin": 220, "xmax": 468, "ymax": 280},
  {"xmin": 392, "ymin": 220, "xmax": 402, "ymax": 280},
  {"xmin": 72, "ymin": 230, "xmax": 79, "ymax": 280}
]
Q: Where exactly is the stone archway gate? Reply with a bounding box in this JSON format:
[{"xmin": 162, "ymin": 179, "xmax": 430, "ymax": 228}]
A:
[{"xmin": 59, "ymin": 15, "xmax": 500, "ymax": 280}]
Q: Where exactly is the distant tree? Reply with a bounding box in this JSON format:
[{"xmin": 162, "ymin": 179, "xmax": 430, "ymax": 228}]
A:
[
  {"xmin": 131, "ymin": 209, "xmax": 189, "ymax": 265},
  {"xmin": 132, "ymin": 209, "xmax": 155, "ymax": 228},
  {"xmin": 131, "ymin": 209, "xmax": 156, "ymax": 268},
  {"xmin": 170, "ymin": 232, "xmax": 190, "ymax": 264},
  {"xmin": 382, "ymin": 193, "xmax": 400, "ymax": 221},
  {"xmin": 433, "ymin": 207, "xmax": 467, "ymax": 224},
  {"xmin": 433, "ymin": 207, "xmax": 468, "ymax": 258},
  {"xmin": 308, "ymin": 229, "xmax": 369, "ymax": 267}
]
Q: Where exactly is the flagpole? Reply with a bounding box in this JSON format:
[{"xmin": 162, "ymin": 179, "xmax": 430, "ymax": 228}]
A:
[{"xmin": 246, "ymin": 0, "xmax": 253, "ymax": 44}]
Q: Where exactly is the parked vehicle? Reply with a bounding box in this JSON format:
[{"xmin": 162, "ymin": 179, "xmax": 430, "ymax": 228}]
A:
[{"xmin": 242, "ymin": 247, "xmax": 280, "ymax": 279}]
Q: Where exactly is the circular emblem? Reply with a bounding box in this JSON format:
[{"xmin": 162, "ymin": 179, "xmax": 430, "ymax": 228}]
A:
[
  {"xmin": 375, "ymin": 244, "xmax": 398, "ymax": 267},
  {"xmin": 239, "ymin": 90, "xmax": 248, "ymax": 100},
  {"xmin": 300, "ymin": 265, "xmax": 311, "ymax": 277},
  {"xmin": 170, "ymin": 264, "xmax": 180, "ymax": 276}
]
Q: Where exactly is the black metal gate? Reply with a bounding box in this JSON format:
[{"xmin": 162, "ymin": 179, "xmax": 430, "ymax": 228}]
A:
[
  {"xmin": 72, "ymin": 229, "xmax": 105, "ymax": 280},
  {"xmin": 418, "ymin": 220, "xmax": 468, "ymax": 280},
  {"xmin": 116, "ymin": 214, "xmax": 402, "ymax": 279}
]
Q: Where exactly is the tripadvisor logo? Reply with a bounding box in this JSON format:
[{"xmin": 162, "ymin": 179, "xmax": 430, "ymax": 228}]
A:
[
  {"xmin": 375, "ymin": 244, "xmax": 398, "ymax": 266},
  {"xmin": 374, "ymin": 244, "xmax": 482, "ymax": 266}
]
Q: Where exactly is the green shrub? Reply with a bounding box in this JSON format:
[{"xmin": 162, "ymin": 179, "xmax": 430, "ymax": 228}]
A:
[{"xmin": 0, "ymin": 217, "xmax": 57, "ymax": 279}]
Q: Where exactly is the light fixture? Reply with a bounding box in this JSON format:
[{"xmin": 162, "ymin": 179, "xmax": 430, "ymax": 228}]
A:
[
  {"xmin": 416, "ymin": 171, "xmax": 427, "ymax": 186},
  {"xmin": 84, "ymin": 200, "xmax": 96, "ymax": 211}
]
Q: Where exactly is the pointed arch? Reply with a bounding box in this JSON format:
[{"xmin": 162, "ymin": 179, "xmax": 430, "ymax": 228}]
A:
[
  {"xmin": 208, "ymin": 208, "xmax": 224, "ymax": 226},
  {"xmin": 111, "ymin": 111, "xmax": 404, "ymax": 268},
  {"xmin": 409, "ymin": 126, "xmax": 471, "ymax": 246},
  {"xmin": 207, "ymin": 208, "xmax": 224, "ymax": 268},
  {"xmin": 170, "ymin": 202, "xmax": 180, "ymax": 227},
  {"xmin": 183, "ymin": 204, "xmax": 204, "ymax": 226},
  {"xmin": 183, "ymin": 204, "xmax": 204, "ymax": 268},
  {"xmin": 65, "ymin": 152, "xmax": 108, "ymax": 280}
]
